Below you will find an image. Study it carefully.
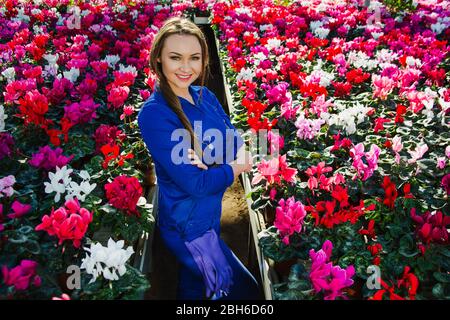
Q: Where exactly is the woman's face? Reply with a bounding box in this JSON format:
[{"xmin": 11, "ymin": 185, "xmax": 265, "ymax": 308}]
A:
[{"xmin": 158, "ymin": 34, "xmax": 203, "ymax": 96}]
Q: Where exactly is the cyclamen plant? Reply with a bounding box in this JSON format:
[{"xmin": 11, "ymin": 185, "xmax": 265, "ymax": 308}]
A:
[{"xmin": 213, "ymin": 0, "xmax": 450, "ymax": 300}]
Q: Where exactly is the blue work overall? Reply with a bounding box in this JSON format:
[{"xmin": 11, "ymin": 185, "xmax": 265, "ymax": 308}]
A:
[{"xmin": 138, "ymin": 85, "xmax": 260, "ymax": 300}]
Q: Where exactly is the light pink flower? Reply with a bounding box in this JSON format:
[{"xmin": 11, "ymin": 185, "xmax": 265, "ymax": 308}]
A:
[
  {"xmin": 252, "ymin": 155, "xmax": 297, "ymax": 186},
  {"xmin": 437, "ymin": 157, "xmax": 446, "ymax": 169},
  {"xmin": 267, "ymin": 131, "xmax": 284, "ymax": 155},
  {"xmin": 372, "ymin": 74, "xmax": 396, "ymax": 100},
  {"xmin": 0, "ymin": 175, "xmax": 15, "ymax": 198},
  {"xmin": 295, "ymin": 114, "xmax": 325, "ymax": 140},
  {"xmin": 408, "ymin": 143, "xmax": 428, "ymax": 164},
  {"xmin": 392, "ymin": 136, "xmax": 403, "ymax": 164},
  {"xmin": 52, "ymin": 293, "xmax": 71, "ymax": 300},
  {"xmin": 311, "ymin": 94, "xmax": 333, "ymax": 117}
]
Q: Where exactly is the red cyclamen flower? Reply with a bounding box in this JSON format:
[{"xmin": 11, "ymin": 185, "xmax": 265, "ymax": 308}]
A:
[{"xmin": 104, "ymin": 175, "xmax": 143, "ymax": 216}]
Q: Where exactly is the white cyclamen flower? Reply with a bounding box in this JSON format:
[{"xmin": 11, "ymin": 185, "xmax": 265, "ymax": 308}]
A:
[
  {"xmin": 103, "ymin": 55, "xmax": 121, "ymax": 69},
  {"xmin": 310, "ymin": 20, "xmax": 324, "ymax": 33},
  {"xmin": 266, "ymin": 38, "xmax": 281, "ymax": 51},
  {"xmin": 327, "ymin": 102, "xmax": 371, "ymax": 135},
  {"xmin": 62, "ymin": 68, "xmax": 80, "ymax": 83},
  {"xmin": 431, "ymin": 22, "xmax": 446, "ymax": 35},
  {"xmin": 236, "ymin": 67, "xmax": 254, "ymax": 82},
  {"xmin": 314, "ymin": 27, "xmax": 330, "ymax": 39},
  {"xmin": 12, "ymin": 7, "xmax": 30, "ymax": 23},
  {"xmin": 81, "ymin": 238, "xmax": 134, "ymax": 284},
  {"xmin": 44, "ymin": 166, "xmax": 73, "ymax": 202},
  {"xmin": 0, "ymin": 104, "xmax": 7, "ymax": 132},
  {"xmin": 118, "ymin": 64, "xmax": 138, "ymax": 77},
  {"xmin": 66, "ymin": 180, "xmax": 97, "ymax": 202},
  {"xmin": 2, "ymin": 67, "xmax": 16, "ymax": 83}
]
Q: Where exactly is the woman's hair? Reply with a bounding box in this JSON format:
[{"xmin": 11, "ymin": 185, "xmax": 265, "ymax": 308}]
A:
[{"xmin": 149, "ymin": 16, "xmax": 209, "ymax": 158}]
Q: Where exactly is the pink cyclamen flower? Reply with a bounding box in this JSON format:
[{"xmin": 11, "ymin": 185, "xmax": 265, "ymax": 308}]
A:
[
  {"xmin": 0, "ymin": 175, "xmax": 16, "ymax": 198},
  {"xmin": 325, "ymin": 265, "xmax": 355, "ymax": 300},
  {"xmin": 310, "ymin": 94, "xmax": 333, "ymax": 117},
  {"xmin": 267, "ymin": 130, "xmax": 284, "ymax": 155},
  {"xmin": 372, "ymin": 74, "xmax": 396, "ymax": 100},
  {"xmin": 350, "ymin": 143, "xmax": 381, "ymax": 181},
  {"xmin": 139, "ymin": 89, "xmax": 151, "ymax": 101},
  {"xmin": 274, "ymin": 197, "xmax": 307, "ymax": 245},
  {"xmin": 7, "ymin": 200, "xmax": 32, "ymax": 219},
  {"xmin": 295, "ymin": 114, "xmax": 325, "ymax": 140},
  {"xmin": 104, "ymin": 175, "xmax": 143, "ymax": 216},
  {"xmin": 35, "ymin": 198, "xmax": 93, "ymax": 248},
  {"xmin": 404, "ymin": 89, "xmax": 437, "ymax": 114},
  {"xmin": 120, "ymin": 105, "xmax": 135, "ymax": 120},
  {"xmin": 437, "ymin": 157, "xmax": 446, "ymax": 169},
  {"xmin": 2, "ymin": 260, "xmax": 41, "ymax": 291},
  {"xmin": 269, "ymin": 188, "xmax": 277, "ymax": 201},
  {"xmin": 445, "ymin": 146, "xmax": 450, "ymax": 159},
  {"xmin": 408, "ymin": 143, "xmax": 428, "ymax": 164},
  {"xmin": 52, "ymin": 293, "xmax": 71, "ymax": 300},
  {"xmin": 107, "ymin": 86, "xmax": 130, "ymax": 109},
  {"xmin": 265, "ymin": 82, "xmax": 290, "ymax": 105},
  {"xmin": 251, "ymin": 154, "xmax": 297, "ymax": 186},
  {"xmin": 392, "ymin": 136, "xmax": 403, "ymax": 164}
]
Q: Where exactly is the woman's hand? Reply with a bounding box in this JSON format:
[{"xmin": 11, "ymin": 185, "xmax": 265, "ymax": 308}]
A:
[
  {"xmin": 229, "ymin": 147, "xmax": 253, "ymax": 179},
  {"xmin": 188, "ymin": 148, "xmax": 208, "ymax": 170}
]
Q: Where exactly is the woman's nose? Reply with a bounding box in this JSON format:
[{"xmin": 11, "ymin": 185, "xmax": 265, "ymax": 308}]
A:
[{"xmin": 179, "ymin": 60, "xmax": 192, "ymax": 71}]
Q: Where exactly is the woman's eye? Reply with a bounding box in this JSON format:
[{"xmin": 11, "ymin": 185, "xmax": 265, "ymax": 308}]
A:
[
  {"xmin": 192, "ymin": 57, "xmax": 200, "ymax": 60},
  {"xmin": 170, "ymin": 56, "xmax": 180, "ymax": 60}
]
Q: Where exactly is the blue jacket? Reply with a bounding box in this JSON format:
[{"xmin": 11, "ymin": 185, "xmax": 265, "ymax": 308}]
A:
[{"xmin": 138, "ymin": 85, "xmax": 244, "ymax": 241}]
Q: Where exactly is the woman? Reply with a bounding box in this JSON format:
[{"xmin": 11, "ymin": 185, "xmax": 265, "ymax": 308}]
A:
[{"xmin": 137, "ymin": 17, "xmax": 260, "ymax": 300}]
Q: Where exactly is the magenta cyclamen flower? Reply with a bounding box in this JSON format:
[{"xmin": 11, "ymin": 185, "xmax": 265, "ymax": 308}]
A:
[
  {"xmin": 64, "ymin": 98, "xmax": 99, "ymax": 124},
  {"xmin": 0, "ymin": 132, "xmax": 15, "ymax": 160},
  {"xmin": 442, "ymin": 174, "xmax": 450, "ymax": 196},
  {"xmin": 309, "ymin": 240, "xmax": 355, "ymax": 300},
  {"xmin": 29, "ymin": 145, "xmax": 74, "ymax": 171},
  {"xmin": 7, "ymin": 200, "xmax": 32, "ymax": 219},
  {"xmin": 265, "ymin": 82, "xmax": 290, "ymax": 105},
  {"xmin": 274, "ymin": 197, "xmax": 307, "ymax": 245},
  {"xmin": 350, "ymin": 143, "xmax": 381, "ymax": 181},
  {"xmin": 2, "ymin": 260, "xmax": 42, "ymax": 291}
]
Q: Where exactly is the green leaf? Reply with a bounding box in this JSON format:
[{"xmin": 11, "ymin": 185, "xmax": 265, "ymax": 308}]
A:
[
  {"xmin": 433, "ymin": 272, "xmax": 450, "ymax": 283},
  {"xmin": 432, "ymin": 283, "xmax": 444, "ymax": 298}
]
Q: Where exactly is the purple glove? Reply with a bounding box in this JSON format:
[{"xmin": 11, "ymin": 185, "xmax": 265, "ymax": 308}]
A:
[{"xmin": 185, "ymin": 229, "xmax": 233, "ymax": 299}]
